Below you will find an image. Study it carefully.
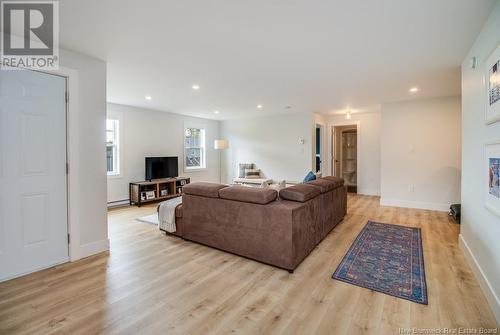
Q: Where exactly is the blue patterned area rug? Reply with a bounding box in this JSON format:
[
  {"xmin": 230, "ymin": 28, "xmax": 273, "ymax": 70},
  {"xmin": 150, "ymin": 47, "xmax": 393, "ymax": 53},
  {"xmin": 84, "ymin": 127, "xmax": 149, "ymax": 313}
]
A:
[{"xmin": 332, "ymin": 221, "xmax": 428, "ymax": 304}]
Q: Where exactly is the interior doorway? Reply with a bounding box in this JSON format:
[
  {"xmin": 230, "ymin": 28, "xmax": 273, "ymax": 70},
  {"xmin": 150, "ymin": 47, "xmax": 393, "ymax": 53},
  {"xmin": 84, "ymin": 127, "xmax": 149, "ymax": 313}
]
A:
[
  {"xmin": 315, "ymin": 124, "xmax": 324, "ymax": 173},
  {"xmin": 332, "ymin": 125, "xmax": 358, "ymax": 193}
]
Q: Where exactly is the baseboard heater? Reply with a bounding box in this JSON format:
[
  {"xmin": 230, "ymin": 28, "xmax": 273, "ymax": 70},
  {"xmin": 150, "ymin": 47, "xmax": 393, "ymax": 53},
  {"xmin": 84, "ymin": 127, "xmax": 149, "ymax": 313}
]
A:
[{"xmin": 107, "ymin": 199, "xmax": 130, "ymax": 208}]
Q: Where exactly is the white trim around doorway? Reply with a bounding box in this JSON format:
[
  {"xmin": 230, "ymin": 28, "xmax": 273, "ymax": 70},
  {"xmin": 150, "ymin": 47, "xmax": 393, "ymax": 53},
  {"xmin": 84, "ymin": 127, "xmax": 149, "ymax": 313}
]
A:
[
  {"xmin": 37, "ymin": 66, "xmax": 82, "ymax": 262},
  {"xmin": 327, "ymin": 120, "xmax": 361, "ymax": 190},
  {"xmin": 40, "ymin": 66, "xmax": 109, "ymax": 262}
]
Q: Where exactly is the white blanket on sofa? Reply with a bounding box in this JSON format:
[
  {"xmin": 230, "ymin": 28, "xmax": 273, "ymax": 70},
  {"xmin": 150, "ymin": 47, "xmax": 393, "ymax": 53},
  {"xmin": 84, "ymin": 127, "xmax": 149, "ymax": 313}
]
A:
[{"xmin": 158, "ymin": 196, "xmax": 182, "ymax": 233}]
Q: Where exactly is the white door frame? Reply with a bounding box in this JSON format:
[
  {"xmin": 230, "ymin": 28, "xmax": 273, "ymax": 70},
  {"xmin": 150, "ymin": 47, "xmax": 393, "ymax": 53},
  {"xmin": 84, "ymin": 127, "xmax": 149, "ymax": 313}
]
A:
[
  {"xmin": 33, "ymin": 66, "xmax": 81, "ymax": 261},
  {"xmin": 327, "ymin": 120, "xmax": 361, "ymax": 188}
]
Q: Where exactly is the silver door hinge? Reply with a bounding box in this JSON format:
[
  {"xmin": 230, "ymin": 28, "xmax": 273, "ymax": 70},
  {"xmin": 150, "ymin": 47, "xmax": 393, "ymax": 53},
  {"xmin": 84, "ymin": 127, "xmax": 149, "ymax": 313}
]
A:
[
  {"xmin": 66, "ymin": 163, "xmax": 69, "ymax": 174},
  {"xmin": 67, "ymin": 233, "xmax": 71, "ymax": 244},
  {"xmin": 65, "ymin": 91, "xmax": 69, "ymax": 103}
]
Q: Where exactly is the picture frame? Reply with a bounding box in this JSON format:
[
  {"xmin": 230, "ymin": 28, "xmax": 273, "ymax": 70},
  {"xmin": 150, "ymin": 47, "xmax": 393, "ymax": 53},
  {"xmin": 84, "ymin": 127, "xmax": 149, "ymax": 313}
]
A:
[
  {"xmin": 484, "ymin": 141, "xmax": 500, "ymax": 218},
  {"xmin": 484, "ymin": 43, "xmax": 500, "ymax": 124}
]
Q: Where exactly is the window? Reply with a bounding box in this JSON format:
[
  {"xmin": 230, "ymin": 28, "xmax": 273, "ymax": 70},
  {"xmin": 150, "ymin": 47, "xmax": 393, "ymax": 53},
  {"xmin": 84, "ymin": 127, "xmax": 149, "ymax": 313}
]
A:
[
  {"xmin": 184, "ymin": 127, "xmax": 206, "ymax": 170},
  {"xmin": 106, "ymin": 118, "xmax": 120, "ymax": 175}
]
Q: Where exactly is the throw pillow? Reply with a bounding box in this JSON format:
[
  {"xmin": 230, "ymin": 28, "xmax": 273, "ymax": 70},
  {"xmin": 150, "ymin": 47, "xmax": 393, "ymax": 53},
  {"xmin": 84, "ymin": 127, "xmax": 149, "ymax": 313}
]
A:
[
  {"xmin": 303, "ymin": 171, "xmax": 316, "ymax": 183},
  {"xmin": 239, "ymin": 163, "xmax": 254, "ymax": 178},
  {"xmin": 245, "ymin": 168, "xmax": 261, "ymax": 179}
]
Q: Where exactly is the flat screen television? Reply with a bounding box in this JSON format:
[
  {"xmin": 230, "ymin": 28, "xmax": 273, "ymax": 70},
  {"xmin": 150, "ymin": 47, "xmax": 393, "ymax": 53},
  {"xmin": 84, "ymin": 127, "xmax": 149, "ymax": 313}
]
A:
[{"xmin": 145, "ymin": 157, "xmax": 178, "ymax": 180}]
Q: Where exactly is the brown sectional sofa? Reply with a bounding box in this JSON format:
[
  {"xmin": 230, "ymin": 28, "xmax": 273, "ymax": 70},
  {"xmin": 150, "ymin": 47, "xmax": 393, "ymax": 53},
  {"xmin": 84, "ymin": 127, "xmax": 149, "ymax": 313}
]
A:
[{"xmin": 168, "ymin": 177, "xmax": 347, "ymax": 272}]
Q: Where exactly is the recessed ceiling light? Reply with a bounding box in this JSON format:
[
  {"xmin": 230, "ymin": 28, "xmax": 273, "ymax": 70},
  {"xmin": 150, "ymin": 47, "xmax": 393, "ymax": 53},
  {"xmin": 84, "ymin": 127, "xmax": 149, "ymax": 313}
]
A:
[
  {"xmin": 192, "ymin": 84, "xmax": 200, "ymax": 90},
  {"xmin": 409, "ymin": 87, "xmax": 419, "ymax": 93},
  {"xmin": 214, "ymin": 110, "xmax": 220, "ymax": 114},
  {"xmin": 346, "ymin": 110, "xmax": 352, "ymax": 120},
  {"xmin": 145, "ymin": 95, "xmax": 152, "ymax": 100},
  {"xmin": 257, "ymin": 104, "xmax": 263, "ymax": 109}
]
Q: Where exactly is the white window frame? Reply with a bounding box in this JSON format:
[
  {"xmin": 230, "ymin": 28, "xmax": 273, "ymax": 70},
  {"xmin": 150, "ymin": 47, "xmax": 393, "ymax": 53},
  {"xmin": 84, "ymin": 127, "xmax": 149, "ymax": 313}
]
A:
[
  {"xmin": 106, "ymin": 111, "xmax": 123, "ymax": 178},
  {"xmin": 183, "ymin": 126, "xmax": 206, "ymax": 172}
]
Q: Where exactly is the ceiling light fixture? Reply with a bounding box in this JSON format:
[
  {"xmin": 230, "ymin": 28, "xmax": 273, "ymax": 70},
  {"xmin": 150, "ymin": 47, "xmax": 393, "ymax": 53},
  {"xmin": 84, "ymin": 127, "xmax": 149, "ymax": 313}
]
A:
[
  {"xmin": 214, "ymin": 110, "xmax": 220, "ymax": 114},
  {"xmin": 257, "ymin": 104, "xmax": 263, "ymax": 109},
  {"xmin": 145, "ymin": 95, "xmax": 152, "ymax": 100},
  {"xmin": 192, "ymin": 84, "xmax": 200, "ymax": 90},
  {"xmin": 409, "ymin": 87, "xmax": 419, "ymax": 93},
  {"xmin": 346, "ymin": 110, "xmax": 352, "ymax": 120}
]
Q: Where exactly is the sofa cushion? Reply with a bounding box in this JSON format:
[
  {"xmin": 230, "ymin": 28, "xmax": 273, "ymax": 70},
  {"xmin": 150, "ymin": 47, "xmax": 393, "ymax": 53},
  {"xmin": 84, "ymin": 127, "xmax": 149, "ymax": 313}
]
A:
[
  {"xmin": 219, "ymin": 186, "xmax": 277, "ymax": 205},
  {"xmin": 244, "ymin": 168, "xmax": 261, "ymax": 178},
  {"xmin": 239, "ymin": 163, "xmax": 254, "ymax": 178},
  {"xmin": 279, "ymin": 184, "xmax": 320, "ymax": 202},
  {"xmin": 183, "ymin": 182, "xmax": 228, "ymax": 198},
  {"xmin": 307, "ymin": 178, "xmax": 338, "ymax": 194},
  {"xmin": 233, "ymin": 177, "xmax": 273, "ymax": 185},
  {"xmin": 320, "ymin": 176, "xmax": 345, "ymax": 188}
]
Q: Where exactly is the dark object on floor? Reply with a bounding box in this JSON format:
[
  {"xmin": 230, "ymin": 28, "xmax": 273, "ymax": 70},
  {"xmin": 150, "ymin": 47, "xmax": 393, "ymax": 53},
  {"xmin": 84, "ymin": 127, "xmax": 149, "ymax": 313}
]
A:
[
  {"xmin": 449, "ymin": 204, "xmax": 461, "ymax": 223},
  {"xmin": 332, "ymin": 221, "xmax": 428, "ymax": 305},
  {"xmin": 347, "ymin": 185, "xmax": 357, "ymax": 193}
]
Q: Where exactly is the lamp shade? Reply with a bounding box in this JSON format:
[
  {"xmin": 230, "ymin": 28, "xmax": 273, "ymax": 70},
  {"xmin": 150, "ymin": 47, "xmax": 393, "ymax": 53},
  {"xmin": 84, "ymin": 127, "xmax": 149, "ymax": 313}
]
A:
[{"xmin": 214, "ymin": 139, "xmax": 229, "ymax": 150}]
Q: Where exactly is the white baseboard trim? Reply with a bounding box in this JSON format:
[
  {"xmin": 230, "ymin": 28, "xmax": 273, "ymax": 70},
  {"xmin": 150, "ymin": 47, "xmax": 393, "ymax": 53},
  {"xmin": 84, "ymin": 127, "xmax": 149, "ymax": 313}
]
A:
[
  {"xmin": 380, "ymin": 198, "xmax": 449, "ymax": 211},
  {"xmin": 358, "ymin": 189, "xmax": 380, "ymax": 196},
  {"xmin": 0, "ymin": 257, "xmax": 69, "ymax": 283},
  {"xmin": 459, "ymin": 234, "xmax": 500, "ymax": 324},
  {"xmin": 76, "ymin": 238, "xmax": 110, "ymax": 260}
]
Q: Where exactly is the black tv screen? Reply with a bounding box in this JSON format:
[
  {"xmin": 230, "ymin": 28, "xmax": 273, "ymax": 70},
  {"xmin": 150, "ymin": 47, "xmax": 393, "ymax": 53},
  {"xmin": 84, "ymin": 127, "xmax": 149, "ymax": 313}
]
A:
[{"xmin": 145, "ymin": 157, "xmax": 178, "ymax": 180}]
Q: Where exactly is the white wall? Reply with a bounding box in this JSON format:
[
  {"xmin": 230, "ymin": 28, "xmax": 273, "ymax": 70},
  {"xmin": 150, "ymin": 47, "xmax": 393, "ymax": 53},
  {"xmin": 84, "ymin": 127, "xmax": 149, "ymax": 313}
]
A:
[
  {"xmin": 107, "ymin": 103, "xmax": 220, "ymax": 203},
  {"xmin": 324, "ymin": 111, "xmax": 381, "ymax": 196},
  {"xmin": 460, "ymin": 1, "xmax": 500, "ymax": 323},
  {"xmin": 220, "ymin": 112, "xmax": 313, "ymax": 184},
  {"xmin": 380, "ymin": 96, "xmax": 462, "ymax": 211},
  {"xmin": 59, "ymin": 49, "xmax": 108, "ymax": 258}
]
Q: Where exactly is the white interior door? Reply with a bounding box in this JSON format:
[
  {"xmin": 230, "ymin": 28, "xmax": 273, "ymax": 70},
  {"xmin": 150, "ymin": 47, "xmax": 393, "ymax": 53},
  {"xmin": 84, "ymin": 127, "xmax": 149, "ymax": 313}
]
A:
[{"xmin": 0, "ymin": 69, "xmax": 68, "ymax": 281}]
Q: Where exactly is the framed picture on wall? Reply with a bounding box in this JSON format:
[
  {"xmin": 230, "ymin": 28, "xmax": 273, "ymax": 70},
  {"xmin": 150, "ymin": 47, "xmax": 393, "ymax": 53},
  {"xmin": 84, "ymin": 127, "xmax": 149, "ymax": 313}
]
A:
[
  {"xmin": 484, "ymin": 141, "xmax": 500, "ymax": 218},
  {"xmin": 485, "ymin": 44, "xmax": 500, "ymax": 124}
]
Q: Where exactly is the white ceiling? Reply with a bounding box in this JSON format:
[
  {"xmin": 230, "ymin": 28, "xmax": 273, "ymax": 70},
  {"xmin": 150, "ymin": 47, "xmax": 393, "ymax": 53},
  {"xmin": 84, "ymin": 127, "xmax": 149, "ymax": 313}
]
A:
[{"xmin": 59, "ymin": 0, "xmax": 496, "ymax": 120}]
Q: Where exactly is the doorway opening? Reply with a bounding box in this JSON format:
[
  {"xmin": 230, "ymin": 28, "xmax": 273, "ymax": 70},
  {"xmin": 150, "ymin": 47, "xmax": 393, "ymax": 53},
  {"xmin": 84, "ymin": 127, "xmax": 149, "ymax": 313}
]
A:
[
  {"xmin": 315, "ymin": 124, "xmax": 323, "ymax": 173},
  {"xmin": 332, "ymin": 125, "xmax": 357, "ymax": 193}
]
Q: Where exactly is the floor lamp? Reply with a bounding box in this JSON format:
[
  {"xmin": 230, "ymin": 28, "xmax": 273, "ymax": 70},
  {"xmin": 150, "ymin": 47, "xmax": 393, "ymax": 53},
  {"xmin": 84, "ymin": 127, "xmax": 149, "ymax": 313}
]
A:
[{"xmin": 214, "ymin": 139, "xmax": 229, "ymax": 184}]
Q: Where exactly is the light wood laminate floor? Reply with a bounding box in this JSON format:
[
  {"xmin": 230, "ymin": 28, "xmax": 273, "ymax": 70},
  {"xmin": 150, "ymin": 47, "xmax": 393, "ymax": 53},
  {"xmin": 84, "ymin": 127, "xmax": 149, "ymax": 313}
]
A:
[{"xmin": 0, "ymin": 194, "xmax": 497, "ymax": 334}]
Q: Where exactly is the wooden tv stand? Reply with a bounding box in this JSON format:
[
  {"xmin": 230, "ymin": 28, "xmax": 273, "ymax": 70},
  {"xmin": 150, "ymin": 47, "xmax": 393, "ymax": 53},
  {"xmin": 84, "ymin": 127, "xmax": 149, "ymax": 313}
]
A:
[{"xmin": 129, "ymin": 177, "xmax": 190, "ymax": 207}]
